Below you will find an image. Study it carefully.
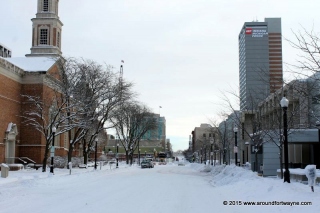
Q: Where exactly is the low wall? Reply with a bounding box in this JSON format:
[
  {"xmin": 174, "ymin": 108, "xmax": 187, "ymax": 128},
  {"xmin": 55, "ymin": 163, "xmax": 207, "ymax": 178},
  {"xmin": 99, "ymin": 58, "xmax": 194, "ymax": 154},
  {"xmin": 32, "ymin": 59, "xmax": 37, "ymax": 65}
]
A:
[{"xmin": 277, "ymin": 169, "xmax": 320, "ymax": 183}]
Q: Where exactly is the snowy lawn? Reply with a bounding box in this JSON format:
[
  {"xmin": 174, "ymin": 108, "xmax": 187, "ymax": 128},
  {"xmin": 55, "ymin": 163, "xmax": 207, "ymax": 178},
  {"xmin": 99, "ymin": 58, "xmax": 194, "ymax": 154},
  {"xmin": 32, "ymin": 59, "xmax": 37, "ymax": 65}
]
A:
[{"xmin": 0, "ymin": 162, "xmax": 319, "ymax": 213}]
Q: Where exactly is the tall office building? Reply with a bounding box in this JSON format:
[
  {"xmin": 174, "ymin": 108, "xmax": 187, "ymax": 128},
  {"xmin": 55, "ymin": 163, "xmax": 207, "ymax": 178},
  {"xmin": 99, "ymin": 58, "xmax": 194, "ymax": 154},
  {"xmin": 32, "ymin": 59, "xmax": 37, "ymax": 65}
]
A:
[
  {"xmin": 142, "ymin": 114, "xmax": 166, "ymax": 141},
  {"xmin": 239, "ymin": 18, "xmax": 283, "ymax": 110}
]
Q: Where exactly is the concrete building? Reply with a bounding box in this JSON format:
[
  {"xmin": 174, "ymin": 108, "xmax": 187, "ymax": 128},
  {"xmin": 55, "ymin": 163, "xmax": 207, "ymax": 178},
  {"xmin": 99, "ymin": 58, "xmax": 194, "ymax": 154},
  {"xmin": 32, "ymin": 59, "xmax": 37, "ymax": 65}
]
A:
[
  {"xmin": 191, "ymin": 124, "xmax": 218, "ymax": 163},
  {"xmin": 251, "ymin": 76, "xmax": 320, "ymax": 176},
  {"xmin": 239, "ymin": 18, "xmax": 283, "ymax": 110},
  {"xmin": 217, "ymin": 112, "xmax": 241, "ymax": 165}
]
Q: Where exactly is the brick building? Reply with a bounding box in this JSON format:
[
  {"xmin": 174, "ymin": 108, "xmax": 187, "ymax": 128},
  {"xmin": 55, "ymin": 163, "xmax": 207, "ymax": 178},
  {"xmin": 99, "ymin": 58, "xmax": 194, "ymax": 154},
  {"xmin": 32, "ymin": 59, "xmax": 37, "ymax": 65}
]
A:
[{"xmin": 0, "ymin": 0, "xmax": 94, "ymax": 166}]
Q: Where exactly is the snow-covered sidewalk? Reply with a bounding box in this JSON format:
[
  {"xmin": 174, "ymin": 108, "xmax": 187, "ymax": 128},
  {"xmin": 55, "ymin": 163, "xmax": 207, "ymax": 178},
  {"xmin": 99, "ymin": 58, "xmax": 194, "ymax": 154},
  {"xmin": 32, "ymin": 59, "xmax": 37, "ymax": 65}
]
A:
[{"xmin": 0, "ymin": 162, "xmax": 319, "ymax": 213}]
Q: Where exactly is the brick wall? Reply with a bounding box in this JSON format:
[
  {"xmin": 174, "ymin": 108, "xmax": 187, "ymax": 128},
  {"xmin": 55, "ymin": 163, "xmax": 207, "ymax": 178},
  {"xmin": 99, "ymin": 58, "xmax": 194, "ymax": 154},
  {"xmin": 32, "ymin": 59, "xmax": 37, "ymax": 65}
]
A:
[{"xmin": 0, "ymin": 70, "xmax": 22, "ymax": 163}]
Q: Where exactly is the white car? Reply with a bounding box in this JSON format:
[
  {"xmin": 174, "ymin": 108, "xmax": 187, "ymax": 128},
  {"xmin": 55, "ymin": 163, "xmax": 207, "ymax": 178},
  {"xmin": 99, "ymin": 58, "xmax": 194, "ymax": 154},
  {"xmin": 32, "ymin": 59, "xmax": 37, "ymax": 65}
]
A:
[{"xmin": 178, "ymin": 161, "xmax": 185, "ymax": 166}]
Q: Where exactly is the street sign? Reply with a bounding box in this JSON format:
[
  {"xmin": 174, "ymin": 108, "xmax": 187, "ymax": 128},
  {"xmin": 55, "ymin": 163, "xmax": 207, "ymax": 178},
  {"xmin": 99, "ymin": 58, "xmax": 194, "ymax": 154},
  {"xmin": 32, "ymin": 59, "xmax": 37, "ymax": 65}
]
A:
[
  {"xmin": 50, "ymin": 146, "xmax": 55, "ymax": 157},
  {"xmin": 234, "ymin": 146, "xmax": 238, "ymax": 153}
]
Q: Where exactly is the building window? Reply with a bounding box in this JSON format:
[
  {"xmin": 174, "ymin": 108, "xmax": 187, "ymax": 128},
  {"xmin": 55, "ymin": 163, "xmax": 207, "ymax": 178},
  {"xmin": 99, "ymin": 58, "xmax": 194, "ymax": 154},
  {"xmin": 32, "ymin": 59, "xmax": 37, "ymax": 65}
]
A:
[
  {"xmin": 40, "ymin": 29, "xmax": 48, "ymax": 45},
  {"xmin": 57, "ymin": 32, "xmax": 60, "ymax": 48},
  {"xmin": 43, "ymin": 0, "xmax": 49, "ymax": 12}
]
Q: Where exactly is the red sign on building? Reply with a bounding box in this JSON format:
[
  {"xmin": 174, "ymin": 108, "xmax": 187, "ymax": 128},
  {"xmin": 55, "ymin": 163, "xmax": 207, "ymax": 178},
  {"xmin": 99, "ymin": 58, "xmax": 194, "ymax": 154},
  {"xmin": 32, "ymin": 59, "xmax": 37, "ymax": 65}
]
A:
[{"xmin": 245, "ymin": 28, "xmax": 252, "ymax": 34}]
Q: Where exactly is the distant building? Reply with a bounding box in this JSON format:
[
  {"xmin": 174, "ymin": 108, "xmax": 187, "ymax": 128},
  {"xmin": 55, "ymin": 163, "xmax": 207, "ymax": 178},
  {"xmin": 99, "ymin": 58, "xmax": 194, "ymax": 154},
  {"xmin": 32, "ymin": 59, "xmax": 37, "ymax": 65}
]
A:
[
  {"xmin": 191, "ymin": 124, "xmax": 218, "ymax": 163},
  {"xmin": 0, "ymin": 43, "xmax": 12, "ymax": 58},
  {"xmin": 217, "ymin": 112, "xmax": 241, "ymax": 165},
  {"xmin": 142, "ymin": 114, "xmax": 166, "ymax": 141},
  {"xmin": 239, "ymin": 18, "xmax": 283, "ymax": 110}
]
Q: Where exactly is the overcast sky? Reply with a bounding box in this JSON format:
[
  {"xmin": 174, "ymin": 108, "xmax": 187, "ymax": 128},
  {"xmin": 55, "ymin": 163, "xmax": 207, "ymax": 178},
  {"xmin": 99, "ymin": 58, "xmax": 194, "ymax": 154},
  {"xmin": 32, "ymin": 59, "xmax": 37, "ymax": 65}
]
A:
[{"xmin": 2, "ymin": 0, "xmax": 320, "ymax": 151}]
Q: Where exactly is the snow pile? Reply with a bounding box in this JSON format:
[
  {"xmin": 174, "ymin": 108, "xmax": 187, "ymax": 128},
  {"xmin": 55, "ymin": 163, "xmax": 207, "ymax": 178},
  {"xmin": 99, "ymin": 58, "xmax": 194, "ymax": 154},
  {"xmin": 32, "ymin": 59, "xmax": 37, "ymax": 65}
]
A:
[
  {"xmin": 189, "ymin": 163, "xmax": 262, "ymax": 186},
  {"xmin": 210, "ymin": 164, "xmax": 261, "ymax": 186}
]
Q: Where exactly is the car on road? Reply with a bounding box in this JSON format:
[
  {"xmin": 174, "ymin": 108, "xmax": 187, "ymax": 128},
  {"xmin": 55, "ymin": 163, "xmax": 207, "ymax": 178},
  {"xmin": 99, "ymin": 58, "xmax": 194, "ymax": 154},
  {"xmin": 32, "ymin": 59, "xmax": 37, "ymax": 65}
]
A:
[
  {"xmin": 141, "ymin": 160, "xmax": 153, "ymax": 168},
  {"xmin": 178, "ymin": 161, "xmax": 185, "ymax": 166}
]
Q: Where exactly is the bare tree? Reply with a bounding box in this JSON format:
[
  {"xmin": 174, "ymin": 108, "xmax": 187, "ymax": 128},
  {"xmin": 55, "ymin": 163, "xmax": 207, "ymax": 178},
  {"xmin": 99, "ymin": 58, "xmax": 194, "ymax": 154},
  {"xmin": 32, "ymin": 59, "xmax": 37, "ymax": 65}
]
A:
[
  {"xmin": 21, "ymin": 57, "xmax": 135, "ymax": 170},
  {"xmin": 58, "ymin": 58, "xmax": 134, "ymax": 165},
  {"xmin": 286, "ymin": 27, "xmax": 320, "ymax": 77},
  {"xmin": 21, "ymin": 90, "xmax": 66, "ymax": 172},
  {"xmin": 111, "ymin": 102, "xmax": 158, "ymax": 164}
]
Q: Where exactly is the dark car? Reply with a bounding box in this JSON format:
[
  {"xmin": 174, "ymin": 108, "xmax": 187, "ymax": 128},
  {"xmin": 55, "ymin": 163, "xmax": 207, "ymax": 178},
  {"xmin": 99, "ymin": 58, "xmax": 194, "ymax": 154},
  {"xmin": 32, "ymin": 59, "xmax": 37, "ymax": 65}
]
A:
[{"xmin": 141, "ymin": 160, "xmax": 153, "ymax": 168}]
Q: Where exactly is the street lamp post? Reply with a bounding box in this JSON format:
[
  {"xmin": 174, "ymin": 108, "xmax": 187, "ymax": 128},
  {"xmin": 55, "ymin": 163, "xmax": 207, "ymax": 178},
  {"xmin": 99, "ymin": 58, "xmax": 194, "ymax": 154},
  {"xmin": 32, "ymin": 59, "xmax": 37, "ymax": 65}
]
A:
[
  {"xmin": 204, "ymin": 145, "xmax": 207, "ymax": 165},
  {"xmin": 50, "ymin": 126, "xmax": 56, "ymax": 174},
  {"xmin": 138, "ymin": 149, "xmax": 141, "ymax": 165},
  {"xmin": 130, "ymin": 145, "xmax": 133, "ymax": 165},
  {"xmin": 210, "ymin": 138, "xmax": 214, "ymax": 166},
  {"xmin": 234, "ymin": 125, "xmax": 238, "ymax": 166},
  {"xmin": 116, "ymin": 143, "xmax": 119, "ymax": 168},
  {"xmin": 94, "ymin": 138, "xmax": 98, "ymax": 170},
  {"xmin": 245, "ymin": 142, "xmax": 250, "ymax": 163},
  {"xmin": 280, "ymin": 96, "xmax": 290, "ymax": 183}
]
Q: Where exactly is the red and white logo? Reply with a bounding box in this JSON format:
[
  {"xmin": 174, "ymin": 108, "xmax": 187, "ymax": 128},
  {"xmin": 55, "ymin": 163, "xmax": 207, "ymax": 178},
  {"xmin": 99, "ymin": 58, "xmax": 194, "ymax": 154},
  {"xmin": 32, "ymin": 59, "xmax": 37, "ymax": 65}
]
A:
[{"xmin": 245, "ymin": 28, "xmax": 252, "ymax": 34}]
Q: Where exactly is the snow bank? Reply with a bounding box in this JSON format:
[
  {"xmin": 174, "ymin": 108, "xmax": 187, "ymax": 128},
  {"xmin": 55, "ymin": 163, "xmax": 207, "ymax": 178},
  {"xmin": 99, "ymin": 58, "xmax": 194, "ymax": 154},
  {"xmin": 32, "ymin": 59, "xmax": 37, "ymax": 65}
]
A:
[{"xmin": 189, "ymin": 163, "xmax": 261, "ymax": 186}]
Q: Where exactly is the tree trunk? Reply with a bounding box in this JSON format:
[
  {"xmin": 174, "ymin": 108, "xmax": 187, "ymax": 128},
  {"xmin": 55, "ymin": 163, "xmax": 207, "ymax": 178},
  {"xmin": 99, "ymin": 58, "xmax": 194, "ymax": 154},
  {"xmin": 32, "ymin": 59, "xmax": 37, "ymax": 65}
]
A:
[
  {"xmin": 129, "ymin": 153, "xmax": 131, "ymax": 165},
  {"xmin": 42, "ymin": 143, "xmax": 50, "ymax": 172},
  {"xmin": 125, "ymin": 150, "xmax": 129, "ymax": 164},
  {"xmin": 67, "ymin": 144, "xmax": 73, "ymax": 169},
  {"xmin": 255, "ymin": 152, "xmax": 258, "ymax": 172},
  {"xmin": 83, "ymin": 140, "xmax": 88, "ymax": 165},
  {"xmin": 84, "ymin": 152, "xmax": 88, "ymax": 165}
]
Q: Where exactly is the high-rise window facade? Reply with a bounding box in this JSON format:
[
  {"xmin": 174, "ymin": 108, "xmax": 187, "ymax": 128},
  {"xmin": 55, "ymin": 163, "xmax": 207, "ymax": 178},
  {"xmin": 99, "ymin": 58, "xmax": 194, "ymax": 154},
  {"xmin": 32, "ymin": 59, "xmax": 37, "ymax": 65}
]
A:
[{"xmin": 238, "ymin": 18, "xmax": 283, "ymax": 110}]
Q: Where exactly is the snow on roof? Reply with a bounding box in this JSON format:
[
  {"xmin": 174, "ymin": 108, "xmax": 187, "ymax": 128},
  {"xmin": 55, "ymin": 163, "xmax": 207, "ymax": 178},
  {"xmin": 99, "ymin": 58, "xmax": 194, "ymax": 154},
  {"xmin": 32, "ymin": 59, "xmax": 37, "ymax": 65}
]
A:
[{"xmin": 4, "ymin": 57, "xmax": 57, "ymax": 72}]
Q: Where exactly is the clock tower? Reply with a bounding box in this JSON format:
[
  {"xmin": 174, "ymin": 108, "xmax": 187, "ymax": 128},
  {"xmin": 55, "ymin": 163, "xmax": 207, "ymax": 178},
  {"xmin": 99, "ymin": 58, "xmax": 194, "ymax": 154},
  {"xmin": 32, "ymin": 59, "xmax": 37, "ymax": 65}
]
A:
[{"xmin": 26, "ymin": 0, "xmax": 63, "ymax": 57}]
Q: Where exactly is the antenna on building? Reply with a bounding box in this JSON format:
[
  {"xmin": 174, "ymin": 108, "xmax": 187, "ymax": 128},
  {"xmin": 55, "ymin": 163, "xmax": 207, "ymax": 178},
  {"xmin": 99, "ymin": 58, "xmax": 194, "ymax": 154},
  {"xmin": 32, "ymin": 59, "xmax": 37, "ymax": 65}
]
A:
[
  {"xmin": 119, "ymin": 60, "xmax": 124, "ymax": 102},
  {"xmin": 120, "ymin": 60, "xmax": 124, "ymax": 81}
]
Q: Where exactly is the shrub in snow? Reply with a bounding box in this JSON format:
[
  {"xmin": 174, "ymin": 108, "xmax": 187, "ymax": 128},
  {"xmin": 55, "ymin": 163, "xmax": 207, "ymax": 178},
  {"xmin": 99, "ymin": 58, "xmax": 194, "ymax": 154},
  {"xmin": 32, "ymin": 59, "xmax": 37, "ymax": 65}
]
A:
[
  {"xmin": 98, "ymin": 154, "xmax": 107, "ymax": 161},
  {"xmin": 71, "ymin": 157, "xmax": 84, "ymax": 167},
  {"xmin": 54, "ymin": 156, "xmax": 67, "ymax": 168},
  {"xmin": 46, "ymin": 156, "xmax": 66, "ymax": 168}
]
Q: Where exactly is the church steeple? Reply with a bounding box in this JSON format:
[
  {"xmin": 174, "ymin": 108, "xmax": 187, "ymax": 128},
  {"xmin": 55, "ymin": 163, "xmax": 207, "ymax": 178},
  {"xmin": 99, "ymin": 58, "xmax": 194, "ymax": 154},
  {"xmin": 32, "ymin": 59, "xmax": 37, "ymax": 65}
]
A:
[{"xmin": 26, "ymin": 0, "xmax": 63, "ymax": 57}]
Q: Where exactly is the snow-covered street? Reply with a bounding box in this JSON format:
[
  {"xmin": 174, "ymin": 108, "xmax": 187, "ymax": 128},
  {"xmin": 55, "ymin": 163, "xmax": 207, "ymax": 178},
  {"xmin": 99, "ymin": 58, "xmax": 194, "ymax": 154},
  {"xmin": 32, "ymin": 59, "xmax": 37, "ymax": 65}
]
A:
[{"xmin": 0, "ymin": 162, "xmax": 319, "ymax": 213}]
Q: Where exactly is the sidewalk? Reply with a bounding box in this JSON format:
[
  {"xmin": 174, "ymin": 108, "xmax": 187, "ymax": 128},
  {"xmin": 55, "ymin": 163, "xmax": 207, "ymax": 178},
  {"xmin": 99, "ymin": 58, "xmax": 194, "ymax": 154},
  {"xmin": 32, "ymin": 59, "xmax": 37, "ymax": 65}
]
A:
[{"xmin": 0, "ymin": 161, "xmax": 127, "ymax": 185}]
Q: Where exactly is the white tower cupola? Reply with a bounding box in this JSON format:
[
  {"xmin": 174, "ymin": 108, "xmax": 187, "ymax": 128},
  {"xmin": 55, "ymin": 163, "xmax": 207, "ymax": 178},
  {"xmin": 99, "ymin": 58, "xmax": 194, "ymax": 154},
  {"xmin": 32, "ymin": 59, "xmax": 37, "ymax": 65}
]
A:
[{"xmin": 26, "ymin": 0, "xmax": 63, "ymax": 57}]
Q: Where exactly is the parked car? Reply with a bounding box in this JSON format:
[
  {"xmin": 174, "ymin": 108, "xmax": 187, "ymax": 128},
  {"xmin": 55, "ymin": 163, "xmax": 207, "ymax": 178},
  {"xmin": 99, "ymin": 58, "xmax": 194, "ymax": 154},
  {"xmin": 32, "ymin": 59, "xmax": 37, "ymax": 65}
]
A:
[
  {"xmin": 178, "ymin": 161, "xmax": 185, "ymax": 166},
  {"xmin": 141, "ymin": 160, "xmax": 153, "ymax": 168}
]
